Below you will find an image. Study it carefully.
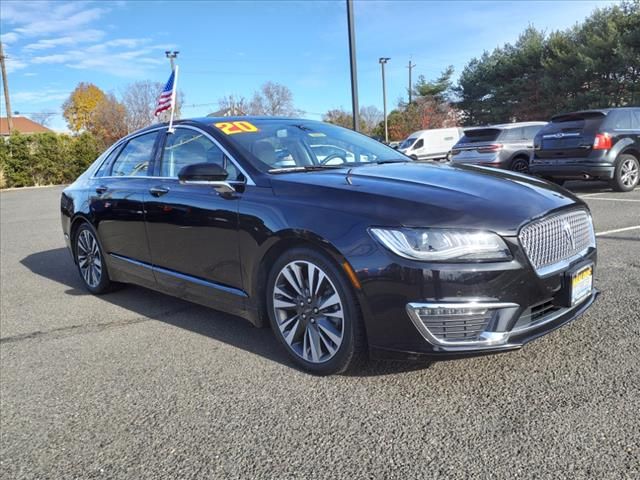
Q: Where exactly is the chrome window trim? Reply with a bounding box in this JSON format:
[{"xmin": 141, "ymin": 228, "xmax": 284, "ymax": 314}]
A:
[{"xmin": 90, "ymin": 125, "xmax": 256, "ymax": 186}]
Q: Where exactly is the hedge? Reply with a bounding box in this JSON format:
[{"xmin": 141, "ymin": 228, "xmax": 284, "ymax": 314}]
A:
[{"xmin": 0, "ymin": 132, "xmax": 102, "ymax": 189}]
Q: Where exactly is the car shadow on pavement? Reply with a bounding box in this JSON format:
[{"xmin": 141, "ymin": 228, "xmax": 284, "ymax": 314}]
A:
[
  {"xmin": 21, "ymin": 248, "xmax": 432, "ymax": 377},
  {"xmin": 562, "ymin": 180, "xmax": 613, "ymax": 193}
]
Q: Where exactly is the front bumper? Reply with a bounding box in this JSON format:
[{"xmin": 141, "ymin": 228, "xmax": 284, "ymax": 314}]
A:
[{"xmin": 353, "ymin": 237, "xmax": 598, "ymax": 359}]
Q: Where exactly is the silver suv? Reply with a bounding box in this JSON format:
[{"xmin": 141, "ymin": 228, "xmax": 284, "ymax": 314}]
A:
[{"xmin": 450, "ymin": 122, "xmax": 547, "ymax": 173}]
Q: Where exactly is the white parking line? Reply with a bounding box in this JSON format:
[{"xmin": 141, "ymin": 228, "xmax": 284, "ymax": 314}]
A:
[
  {"xmin": 585, "ymin": 197, "xmax": 640, "ymax": 203},
  {"xmin": 578, "ymin": 193, "xmax": 609, "ymax": 198},
  {"xmin": 596, "ymin": 225, "xmax": 640, "ymax": 237}
]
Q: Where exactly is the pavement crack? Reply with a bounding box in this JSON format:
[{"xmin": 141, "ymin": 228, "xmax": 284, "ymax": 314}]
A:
[{"xmin": 0, "ymin": 305, "xmax": 195, "ymax": 344}]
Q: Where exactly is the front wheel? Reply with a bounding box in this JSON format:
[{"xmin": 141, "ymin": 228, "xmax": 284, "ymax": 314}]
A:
[
  {"xmin": 610, "ymin": 154, "xmax": 639, "ymax": 192},
  {"xmin": 74, "ymin": 223, "xmax": 114, "ymax": 294},
  {"xmin": 266, "ymin": 248, "xmax": 365, "ymax": 375}
]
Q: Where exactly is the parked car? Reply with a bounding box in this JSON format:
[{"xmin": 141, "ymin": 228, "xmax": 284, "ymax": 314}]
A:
[
  {"xmin": 61, "ymin": 117, "xmax": 598, "ymax": 375},
  {"xmin": 530, "ymin": 108, "xmax": 640, "ymax": 192},
  {"xmin": 397, "ymin": 127, "xmax": 464, "ymax": 160},
  {"xmin": 449, "ymin": 122, "xmax": 547, "ymax": 172}
]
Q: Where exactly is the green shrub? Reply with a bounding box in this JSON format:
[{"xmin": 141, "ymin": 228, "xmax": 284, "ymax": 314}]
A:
[{"xmin": 0, "ymin": 132, "xmax": 103, "ymax": 188}]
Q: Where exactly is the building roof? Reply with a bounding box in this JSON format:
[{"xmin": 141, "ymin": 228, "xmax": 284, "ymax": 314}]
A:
[{"xmin": 0, "ymin": 117, "xmax": 53, "ymax": 135}]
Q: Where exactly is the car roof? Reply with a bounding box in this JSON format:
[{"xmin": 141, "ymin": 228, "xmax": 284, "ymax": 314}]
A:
[
  {"xmin": 549, "ymin": 107, "xmax": 639, "ymax": 121},
  {"xmin": 464, "ymin": 121, "xmax": 547, "ymax": 132}
]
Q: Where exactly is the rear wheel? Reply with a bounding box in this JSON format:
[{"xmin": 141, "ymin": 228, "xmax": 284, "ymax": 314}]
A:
[
  {"xmin": 510, "ymin": 157, "xmax": 529, "ymax": 173},
  {"xmin": 610, "ymin": 154, "xmax": 639, "ymax": 192},
  {"xmin": 74, "ymin": 223, "xmax": 114, "ymax": 294},
  {"xmin": 266, "ymin": 247, "xmax": 365, "ymax": 375}
]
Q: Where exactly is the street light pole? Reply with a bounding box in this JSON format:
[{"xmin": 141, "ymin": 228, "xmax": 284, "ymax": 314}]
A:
[
  {"xmin": 165, "ymin": 50, "xmax": 179, "ymax": 71},
  {"xmin": 379, "ymin": 57, "xmax": 390, "ymax": 143},
  {"xmin": 407, "ymin": 60, "xmax": 416, "ymax": 104},
  {"xmin": 346, "ymin": 0, "xmax": 359, "ymax": 132}
]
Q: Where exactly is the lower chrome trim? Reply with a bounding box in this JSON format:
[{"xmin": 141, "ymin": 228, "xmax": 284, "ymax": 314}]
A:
[
  {"xmin": 406, "ymin": 301, "xmax": 519, "ymax": 350},
  {"xmin": 109, "ymin": 253, "xmax": 248, "ymax": 298}
]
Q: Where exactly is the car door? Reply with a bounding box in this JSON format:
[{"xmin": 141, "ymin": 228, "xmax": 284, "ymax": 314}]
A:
[
  {"xmin": 144, "ymin": 126, "xmax": 245, "ymax": 314},
  {"xmin": 92, "ymin": 129, "xmax": 160, "ymax": 286}
]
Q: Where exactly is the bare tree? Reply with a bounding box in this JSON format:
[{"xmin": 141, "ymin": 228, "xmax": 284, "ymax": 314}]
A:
[
  {"xmin": 215, "ymin": 94, "xmax": 249, "ymax": 116},
  {"xmin": 29, "ymin": 111, "xmax": 55, "ymax": 127},
  {"xmin": 323, "ymin": 108, "xmax": 353, "ymax": 128},
  {"xmin": 249, "ymin": 82, "xmax": 298, "ymax": 116},
  {"xmin": 121, "ymin": 80, "xmax": 184, "ymax": 132},
  {"xmin": 92, "ymin": 94, "xmax": 128, "ymax": 147},
  {"xmin": 359, "ymin": 105, "xmax": 383, "ymax": 135}
]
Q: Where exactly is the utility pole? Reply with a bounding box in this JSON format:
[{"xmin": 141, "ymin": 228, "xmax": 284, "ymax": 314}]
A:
[
  {"xmin": 165, "ymin": 50, "xmax": 179, "ymax": 71},
  {"xmin": 346, "ymin": 0, "xmax": 360, "ymax": 132},
  {"xmin": 407, "ymin": 60, "xmax": 416, "ymax": 104},
  {"xmin": 379, "ymin": 57, "xmax": 390, "ymax": 143},
  {"xmin": 0, "ymin": 41, "xmax": 13, "ymax": 134}
]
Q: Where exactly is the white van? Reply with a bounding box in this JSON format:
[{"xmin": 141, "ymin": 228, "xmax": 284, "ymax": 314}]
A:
[{"xmin": 398, "ymin": 127, "xmax": 464, "ymax": 160}]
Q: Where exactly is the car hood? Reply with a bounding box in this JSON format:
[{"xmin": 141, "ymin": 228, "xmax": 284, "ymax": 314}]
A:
[{"xmin": 269, "ymin": 162, "xmax": 584, "ymax": 236}]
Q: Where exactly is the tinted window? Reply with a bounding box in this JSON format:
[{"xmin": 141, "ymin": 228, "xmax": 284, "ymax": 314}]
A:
[
  {"xmin": 110, "ymin": 132, "xmax": 158, "ymax": 177},
  {"xmin": 414, "ymin": 138, "xmax": 424, "ymax": 149},
  {"xmin": 160, "ymin": 128, "xmax": 240, "ymax": 180},
  {"xmin": 459, "ymin": 128, "xmax": 501, "ymax": 143},
  {"xmin": 524, "ymin": 125, "xmax": 543, "ymax": 139},
  {"xmin": 400, "ymin": 137, "xmax": 417, "ymax": 149},
  {"xmin": 95, "ymin": 143, "xmax": 124, "ymax": 177},
  {"xmin": 609, "ymin": 110, "xmax": 632, "ymax": 130}
]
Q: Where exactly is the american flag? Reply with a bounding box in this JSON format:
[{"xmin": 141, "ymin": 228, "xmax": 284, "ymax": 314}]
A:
[{"xmin": 154, "ymin": 70, "xmax": 176, "ymax": 116}]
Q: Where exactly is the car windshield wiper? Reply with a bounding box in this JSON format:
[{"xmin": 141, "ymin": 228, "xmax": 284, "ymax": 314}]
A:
[
  {"xmin": 268, "ymin": 165, "xmax": 345, "ymax": 174},
  {"xmin": 372, "ymin": 159, "xmax": 408, "ymax": 164}
]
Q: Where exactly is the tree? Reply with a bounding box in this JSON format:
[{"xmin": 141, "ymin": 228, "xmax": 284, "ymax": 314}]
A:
[
  {"xmin": 121, "ymin": 80, "xmax": 184, "ymax": 132},
  {"xmin": 29, "ymin": 112, "xmax": 55, "ymax": 127},
  {"xmin": 215, "ymin": 94, "xmax": 250, "ymax": 116},
  {"xmin": 62, "ymin": 82, "xmax": 106, "ymax": 133},
  {"xmin": 413, "ymin": 65, "xmax": 455, "ymax": 101},
  {"xmin": 359, "ymin": 106, "xmax": 383, "ymax": 135},
  {"xmin": 323, "ymin": 108, "xmax": 353, "ymax": 128},
  {"xmin": 249, "ymin": 82, "xmax": 298, "ymax": 116},
  {"xmin": 92, "ymin": 94, "xmax": 128, "ymax": 147}
]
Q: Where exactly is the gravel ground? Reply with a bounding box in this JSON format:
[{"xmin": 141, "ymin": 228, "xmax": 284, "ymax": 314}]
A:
[{"xmin": 1, "ymin": 183, "xmax": 639, "ymax": 479}]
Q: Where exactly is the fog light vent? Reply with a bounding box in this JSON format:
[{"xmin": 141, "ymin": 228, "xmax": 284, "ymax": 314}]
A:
[{"xmin": 406, "ymin": 302, "xmax": 519, "ymax": 348}]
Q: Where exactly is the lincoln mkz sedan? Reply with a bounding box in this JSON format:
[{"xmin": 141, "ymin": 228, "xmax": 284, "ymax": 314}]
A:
[{"xmin": 61, "ymin": 117, "xmax": 599, "ymax": 374}]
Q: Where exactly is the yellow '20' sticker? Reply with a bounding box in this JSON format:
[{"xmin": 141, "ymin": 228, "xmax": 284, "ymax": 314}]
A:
[{"xmin": 214, "ymin": 121, "xmax": 259, "ymax": 135}]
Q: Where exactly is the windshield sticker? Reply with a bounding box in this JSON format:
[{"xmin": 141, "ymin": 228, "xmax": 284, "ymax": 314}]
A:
[
  {"xmin": 214, "ymin": 121, "xmax": 259, "ymax": 135},
  {"xmin": 308, "ymin": 132, "xmax": 326, "ymax": 137}
]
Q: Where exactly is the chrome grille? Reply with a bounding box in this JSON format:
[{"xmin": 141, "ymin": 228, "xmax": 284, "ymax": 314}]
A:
[{"xmin": 519, "ymin": 209, "xmax": 595, "ymax": 275}]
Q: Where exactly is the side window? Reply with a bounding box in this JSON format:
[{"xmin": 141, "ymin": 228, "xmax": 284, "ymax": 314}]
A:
[
  {"xmin": 95, "ymin": 144, "xmax": 123, "ymax": 177},
  {"xmin": 633, "ymin": 110, "xmax": 640, "ymax": 130},
  {"xmin": 501, "ymin": 128, "xmax": 523, "ymax": 141},
  {"xmin": 110, "ymin": 132, "xmax": 158, "ymax": 177},
  {"xmin": 160, "ymin": 128, "xmax": 240, "ymax": 181},
  {"xmin": 610, "ymin": 111, "xmax": 632, "ymax": 130},
  {"xmin": 524, "ymin": 126, "xmax": 542, "ymax": 139},
  {"xmin": 413, "ymin": 138, "xmax": 424, "ymax": 149}
]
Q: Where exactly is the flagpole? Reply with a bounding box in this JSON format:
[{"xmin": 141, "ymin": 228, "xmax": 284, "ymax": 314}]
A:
[{"xmin": 167, "ymin": 65, "xmax": 179, "ymax": 133}]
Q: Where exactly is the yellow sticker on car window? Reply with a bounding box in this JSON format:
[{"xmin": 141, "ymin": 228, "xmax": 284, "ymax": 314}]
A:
[{"xmin": 214, "ymin": 121, "xmax": 259, "ymax": 135}]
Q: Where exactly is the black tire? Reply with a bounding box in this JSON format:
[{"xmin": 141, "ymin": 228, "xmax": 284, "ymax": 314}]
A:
[
  {"xmin": 610, "ymin": 154, "xmax": 639, "ymax": 192},
  {"xmin": 509, "ymin": 156, "xmax": 529, "ymax": 173},
  {"xmin": 266, "ymin": 247, "xmax": 366, "ymax": 375},
  {"xmin": 410, "ymin": 154, "xmax": 418, "ymax": 161},
  {"xmin": 73, "ymin": 223, "xmax": 115, "ymax": 294}
]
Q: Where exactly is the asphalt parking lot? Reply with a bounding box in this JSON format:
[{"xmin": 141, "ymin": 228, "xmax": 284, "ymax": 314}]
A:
[{"xmin": 1, "ymin": 182, "xmax": 639, "ymax": 479}]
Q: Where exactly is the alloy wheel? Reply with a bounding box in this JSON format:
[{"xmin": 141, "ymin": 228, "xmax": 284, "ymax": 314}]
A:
[
  {"xmin": 621, "ymin": 158, "xmax": 639, "ymax": 187},
  {"xmin": 76, "ymin": 229, "xmax": 103, "ymax": 288},
  {"xmin": 272, "ymin": 261, "xmax": 345, "ymax": 363},
  {"xmin": 512, "ymin": 159, "xmax": 529, "ymax": 173}
]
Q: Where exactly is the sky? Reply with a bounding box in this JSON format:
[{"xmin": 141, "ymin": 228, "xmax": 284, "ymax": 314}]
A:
[{"xmin": 0, "ymin": 0, "xmax": 618, "ymax": 132}]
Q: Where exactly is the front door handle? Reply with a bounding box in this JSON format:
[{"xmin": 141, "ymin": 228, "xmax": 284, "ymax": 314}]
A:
[
  {"xmin": 95, "ymin": 185, "xmax": 108, "ymax": 194},
  {"xmin": 149, "ymin": 186, "xmax": 170, "ymax": 197}
]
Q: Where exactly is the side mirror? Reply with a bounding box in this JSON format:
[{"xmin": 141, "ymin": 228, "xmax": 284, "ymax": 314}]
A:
[{"xmin": 178, "ymin": 163, "xmax": 235, "ymax": 194}]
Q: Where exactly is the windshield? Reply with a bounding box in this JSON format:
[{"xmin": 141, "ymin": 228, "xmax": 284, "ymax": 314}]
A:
[
  {"xmin": 399, "ymin": 137, "xmax": 417, "ymax": 149},
  {"xmin": 211, "ymin": 119, "xmax": 408, "ymax": 172}
]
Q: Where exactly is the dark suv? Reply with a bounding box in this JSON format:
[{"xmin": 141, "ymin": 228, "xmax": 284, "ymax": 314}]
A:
[
  {"xmin": 530, "ymin": 108, "xmax": 640, "ymax": 192},
  {"xmin": 449, "ymin": 122, "xmax": 546, "ymax": 173}
]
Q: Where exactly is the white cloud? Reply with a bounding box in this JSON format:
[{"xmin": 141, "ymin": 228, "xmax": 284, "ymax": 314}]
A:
[
  {"xmin": 24, "ymin": 30, "xmax": 106, "ymax": 50},
  {"xmin": 11, "ymin": 89, "xmax": 70, "ymax": 104},
  {"xmin": 1, "ymin": 32, "xmax": 20, "ymax": 44},
  {"xmin": 5, "ymin": 57, "xmax": 28, "ymax": 74}
]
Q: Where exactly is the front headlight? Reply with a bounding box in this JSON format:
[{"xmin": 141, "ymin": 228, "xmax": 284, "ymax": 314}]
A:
[{"xmin": 369, "ymin": 228, "xmax": 512, "ymax": 262}]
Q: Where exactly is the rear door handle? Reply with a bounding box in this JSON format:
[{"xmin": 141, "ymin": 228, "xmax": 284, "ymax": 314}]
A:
[
  {"xmin": 95, "ymin": 185, "xmax": 108, "ymax": 194},
  {"xmin": 149, "ymin": 186, "xmax": 170, "ymax": 197}
]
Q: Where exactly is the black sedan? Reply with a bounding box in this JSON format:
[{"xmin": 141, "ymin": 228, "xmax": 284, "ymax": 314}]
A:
[{"xmin": 61, "ymin": 117, "xmax": 598, "ymax": 375}]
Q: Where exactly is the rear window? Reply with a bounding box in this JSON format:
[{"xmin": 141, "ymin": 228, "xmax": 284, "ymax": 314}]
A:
[
  {"xmin": 551, "ymin": 111, "xmax": 606, "ymax": 123},
  {"xmin": 459, "ymin": 128, "xmax": 501, "ymax": 144}
]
